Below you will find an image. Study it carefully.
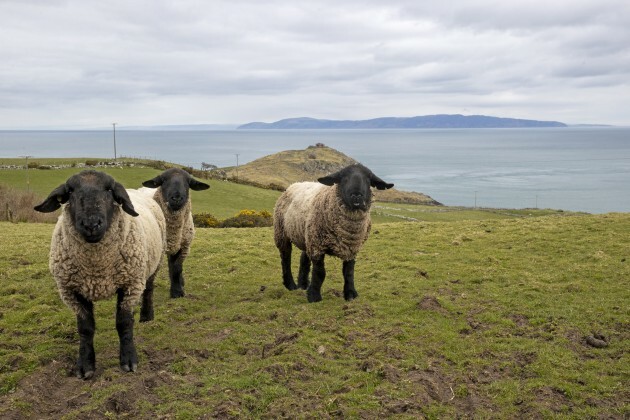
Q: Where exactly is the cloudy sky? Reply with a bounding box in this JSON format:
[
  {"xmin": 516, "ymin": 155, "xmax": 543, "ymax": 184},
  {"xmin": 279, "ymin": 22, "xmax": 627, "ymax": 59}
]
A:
[{"xmin": 1, "ymin": 0, "xmax": 629, "ymax": 128}]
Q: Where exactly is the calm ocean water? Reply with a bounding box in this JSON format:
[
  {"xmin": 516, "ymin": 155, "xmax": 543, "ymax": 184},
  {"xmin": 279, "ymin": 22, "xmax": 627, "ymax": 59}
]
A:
[{"xmin": 1, "ymin": 127, "xmax": 629, "ymax": 213}]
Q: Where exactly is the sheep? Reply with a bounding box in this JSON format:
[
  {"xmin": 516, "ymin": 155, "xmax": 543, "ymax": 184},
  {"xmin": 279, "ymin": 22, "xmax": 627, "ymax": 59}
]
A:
[
  {"xmin": 34, "ymin": 170, "xmax": 166, "ymax": 379},
  {"xmin": 273, "ymin": 163, "xmax": 393, "ymax": 303},
  {"xmin": 141, "ymin": 168, "xmax": 209, "ymax": 298}
]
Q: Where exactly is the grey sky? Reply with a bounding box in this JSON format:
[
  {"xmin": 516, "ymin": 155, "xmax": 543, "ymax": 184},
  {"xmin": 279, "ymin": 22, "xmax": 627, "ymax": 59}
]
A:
[{"xmin": 1, "ymin": 0, "xmax": 629, "ymax": 128}]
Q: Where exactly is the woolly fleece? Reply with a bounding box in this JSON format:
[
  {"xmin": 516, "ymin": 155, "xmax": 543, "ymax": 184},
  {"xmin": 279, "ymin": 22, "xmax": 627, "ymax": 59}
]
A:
[
  {"xmin": 274, "ymin": 181, "xmax": 371, "ymax": 261},
  {"xmin": 49, "ymin": 189, "xmax": 166, "ymax": 314}
]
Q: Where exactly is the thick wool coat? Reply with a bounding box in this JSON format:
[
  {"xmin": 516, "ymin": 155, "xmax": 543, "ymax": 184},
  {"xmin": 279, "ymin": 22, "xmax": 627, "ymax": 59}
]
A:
[
  {"xmin": 49, "ymin": 189, "xmax": 166, "ymax": 314},
  {"xmin": 274, "ymin": 182, "xmax": 371, "ymax": 261}
]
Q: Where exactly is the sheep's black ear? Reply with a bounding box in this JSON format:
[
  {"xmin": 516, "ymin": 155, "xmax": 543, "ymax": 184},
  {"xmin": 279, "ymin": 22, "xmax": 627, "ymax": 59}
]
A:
[
  {"xmin": 142, "ymin": 175, "xmax": 163, "ymax": 189},
  {"xmin": 318, "ymin": 170, "xmax": 342, "ymax": 186},
  {"xmin": 189, "ymin": 178, "xmax": 210, "ymax": 191},
  {"xmin": 34, "ymin": 184, "xmax": 69, "ymax": 213},
  {"xmin": 318, "ymin": 176, "xmax": 336, "ymax": 186},
  {"xmin": 370, "ymin": 174, "xmax": 394, "ymax": 190},
  {"xmin": 113, "ymin": 182, "xmax": 139, "ymax": 217}
]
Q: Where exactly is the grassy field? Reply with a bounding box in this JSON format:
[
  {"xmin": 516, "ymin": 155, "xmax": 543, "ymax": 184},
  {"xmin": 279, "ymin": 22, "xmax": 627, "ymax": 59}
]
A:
[
  {"xmin": 1, "ymin": 165, "xmax": 565, "ymax": 223},
  {"xmin": 0, "ymin": 212, "xmax": 628, "ymax": 418},
  {"xmin": 0, "ymin": 165, "xmax": 281, "ymax": 220}
]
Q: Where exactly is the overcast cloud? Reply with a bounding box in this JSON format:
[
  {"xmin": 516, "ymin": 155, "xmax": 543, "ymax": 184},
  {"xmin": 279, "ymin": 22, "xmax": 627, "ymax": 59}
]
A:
[{"xmin": 1, "ymin": 0, "xmax": 629, "ymax": 128}]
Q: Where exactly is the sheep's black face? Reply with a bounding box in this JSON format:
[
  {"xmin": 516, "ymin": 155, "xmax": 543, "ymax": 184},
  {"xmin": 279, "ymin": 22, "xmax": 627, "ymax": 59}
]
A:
[
  {"xmin": 34, "ymin": 170, "xmax": 138, "ymax": 243},
  {"xmin": 159, "ymin": 169, "xmax": 190, "ymax": 212},
  {"xmin": 142, "ymin": 168, "xmax": 210, "ymax": 212},
  {"xmin": 318, "ymin": 164, "xmax": 395, "ymax": 212},
  {"xmin": 66, "ymin": 173, "xmax": 120, "ymax": 243},
  {"xmin": 338, "ymin": 170, "xmax": 372, "ymax": 211}
]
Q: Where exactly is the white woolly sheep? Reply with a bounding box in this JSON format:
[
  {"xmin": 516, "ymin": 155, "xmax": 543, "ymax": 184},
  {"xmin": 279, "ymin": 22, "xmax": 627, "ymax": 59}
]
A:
[
  {"xmin": 273, "ymin": 163, "xmax": 393, "ymax": 303},
  {"xmin": 142, "ymin": 168, "xmax": 209, "ymax": 298},
  {"xmin": 34, "ymin": 170, "xmax": 166, "ymax": 379}
]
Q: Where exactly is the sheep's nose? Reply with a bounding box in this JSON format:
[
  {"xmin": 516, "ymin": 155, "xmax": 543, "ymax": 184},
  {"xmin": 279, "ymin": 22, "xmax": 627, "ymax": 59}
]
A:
[
  {"xmin": 170, "ymin": 195, "xmax": 184, "ymax": 205},
  {"xmin": 81, "ymin": 218, "xmax": 103, "ymax": 233},
  {"xmin": 350, "ymin": 193, "xmax": 365, "ymax": 208}
]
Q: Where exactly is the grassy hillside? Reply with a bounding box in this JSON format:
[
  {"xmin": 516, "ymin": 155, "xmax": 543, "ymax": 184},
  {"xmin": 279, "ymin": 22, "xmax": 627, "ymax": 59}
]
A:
[
  {"xmin": 1, "ymin": 165, "xmax": 565, "ymax": 223},
  {"xmin": 0, "ymin": 214, "xmax": 628, "ymax": 418},
  {"xmin": 0, "ymin": 165, "xmax": 280, "ymax": 220}
]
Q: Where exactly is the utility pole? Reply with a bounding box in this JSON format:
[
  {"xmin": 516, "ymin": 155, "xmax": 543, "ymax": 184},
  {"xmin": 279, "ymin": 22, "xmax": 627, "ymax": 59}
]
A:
[
  {"xmin": 20, "ymin": 155, "xmax": 33, "ymax": 192},
  {"xmin": 474, "ymin": 191, "xmax": 478, "ymax": 208},
  {"xmin": 235, "ymin": 153, "xmax": 240, "ymax": 182},
  {"xmin": 112, "ymin": 123, "xmax": 117, "ymax": 161}
]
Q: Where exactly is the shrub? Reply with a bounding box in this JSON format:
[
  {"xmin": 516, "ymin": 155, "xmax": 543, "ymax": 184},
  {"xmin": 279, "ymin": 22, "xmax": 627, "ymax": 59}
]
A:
[
  {"xmin": 146, "ymin": 160, "xmax": 172, "ymax": 171},
  {"xmin": 220, "ymin": 209, "xmax": 272, "ymax": 228},
  {"xmin": 193, "ymin": 210, "xmax": 273, "ymax": 228},
  {"xmin": 27, "ymin": 162, "xmax": 40, "ymax": 169},
  {"xmin": 192, "ymin": 212, "xmax": 220, "ymax": 228},
  {"xmin": 0, "ymin": 184, "xmax": 58, "ymax": 223},
  {"xmin": 85, "ymin": 160, "xmax": 98, "ymax": 167}
]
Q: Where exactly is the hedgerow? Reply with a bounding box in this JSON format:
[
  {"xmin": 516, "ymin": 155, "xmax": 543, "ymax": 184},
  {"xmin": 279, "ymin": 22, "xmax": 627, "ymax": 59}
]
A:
[{"xmin": 193, "ymin": 209, "xmax": 272, "ymax": 228}]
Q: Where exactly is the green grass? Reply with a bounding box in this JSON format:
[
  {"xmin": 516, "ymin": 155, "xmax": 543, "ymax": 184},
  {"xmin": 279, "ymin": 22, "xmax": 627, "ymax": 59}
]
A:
[
  {"xmin": 0, "ymin": 166, "xmax": 280, "ymax": 220},
  {"xmin": 371, "ymin": 202, "xmax": 568, "ymax": 223},
  {"xmin": 1, "ymin": 166, "xmax": 567, "ymax": 223},
  {"xmin": 0, "ymin": 213, "xmax": 628, "ymax": 418}
]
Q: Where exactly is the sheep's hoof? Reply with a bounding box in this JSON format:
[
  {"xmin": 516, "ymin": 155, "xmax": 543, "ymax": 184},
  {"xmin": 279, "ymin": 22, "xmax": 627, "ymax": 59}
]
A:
[
  {"xmin": 120, "ymin": 360, "xmax": 138, "ymax": 373},
  {"xmin": 170, "ymin": 289, "xmax": 185, "ymax": 298},
  {"xmin": 283, "ymin": 281, "xmax": 298, "ymax": 291},
  {"xmin": 139, "ymin": 311, "xmax": 154, "ymax": 322},
  {"xmin": 76, "ymin": 358, "xmax": 95, "ymax": 379},
  {"xmin": 344, "ymin": 290, "xmax": 358, "ymax": 301},
  {"xmin": 76, "ymin": 367, "xmax": 95, "ymax": 380},
  {"xmin": 307, "ymin": 289, "xmax": 322, "ymax": 303},
  {"xmin": 120, "ymin": 348, "xmax": 138, "ymax": 372},
  {"xmin": 120, "ymin": 362, "xmax": 138, "ymax": 373}
]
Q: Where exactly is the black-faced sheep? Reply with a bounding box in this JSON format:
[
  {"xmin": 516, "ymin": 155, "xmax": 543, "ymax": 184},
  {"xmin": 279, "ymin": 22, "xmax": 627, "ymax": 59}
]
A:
[
  {"xmin": 34, "ymin": 170, "xmax": 166, "ymax": 379},
  {"xmin": 273, "ymin": 163, "xmax": 393, "ymax": 303},
  {"xmin": 142, "ymin": 168, "xmax": 209, "ymax": 298}
]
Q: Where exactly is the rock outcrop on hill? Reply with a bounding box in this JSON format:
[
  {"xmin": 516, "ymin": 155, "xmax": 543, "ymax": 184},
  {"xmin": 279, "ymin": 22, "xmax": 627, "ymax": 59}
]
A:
[{"xmin": 221, "ymin": 145, "xmax": 441, "ymax": 206}]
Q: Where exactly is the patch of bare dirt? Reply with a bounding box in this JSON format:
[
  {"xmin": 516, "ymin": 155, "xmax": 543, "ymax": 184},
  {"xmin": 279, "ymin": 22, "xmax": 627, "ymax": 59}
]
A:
[
  {"xmin": 0, "ymin": 348, "xmax": 183, "ymax": 419},
  {"xmin": 374, "ymin": 365, "xmax": 492, "ymax": 417},
  {"xmin": 416, "ymin": 295, "xmax": 448, "ymax": 314},
  {"xmin": 261, "ymin": 332, "xmax": 299, "ymax": 358}
]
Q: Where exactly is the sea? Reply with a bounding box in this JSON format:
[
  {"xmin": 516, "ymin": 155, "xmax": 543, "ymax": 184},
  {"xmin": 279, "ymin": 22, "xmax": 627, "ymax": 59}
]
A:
[{"xmin": 1, "ymin": 127, "xmax": 629, "ymax": 214}]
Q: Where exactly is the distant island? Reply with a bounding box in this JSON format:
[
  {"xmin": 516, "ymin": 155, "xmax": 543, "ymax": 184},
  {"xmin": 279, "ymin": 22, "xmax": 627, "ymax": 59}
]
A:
[{"xmin": 238, "ymin": 114, "xmax": 567, "ymax": 129}]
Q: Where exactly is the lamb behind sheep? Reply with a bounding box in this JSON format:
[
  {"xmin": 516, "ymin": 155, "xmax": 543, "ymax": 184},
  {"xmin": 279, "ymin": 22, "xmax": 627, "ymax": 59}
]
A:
[
  {"xmin": 142, "ymin": 168, "xmax": 209, "ymax": 298},
  {"xmin": 34, "ymin": 170, "xmax": 166, "ymax": 379},
  {"xmin": 273, "ymin": 164, "xmax": 393, "ymax": 303}
]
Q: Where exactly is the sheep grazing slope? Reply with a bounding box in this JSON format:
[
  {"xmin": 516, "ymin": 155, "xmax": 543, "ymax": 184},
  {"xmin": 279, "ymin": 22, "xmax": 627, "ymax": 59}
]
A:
[
  {"xmin": 34, "ymin": 170, "xmax": 166, "ymax": 379},
  {"xmin": 274, "ymin": 164, "xmax": 393, "ymax": 303},
  {"xmin": 142, "ymin": 168, "xmax": 209, "ymax": 298}
]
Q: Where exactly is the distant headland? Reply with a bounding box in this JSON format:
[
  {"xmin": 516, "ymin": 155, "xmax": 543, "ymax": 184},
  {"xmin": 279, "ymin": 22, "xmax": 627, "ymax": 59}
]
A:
[{"xmin": 238, "ymin": 114, "xmax": 567, "ymax": 129}]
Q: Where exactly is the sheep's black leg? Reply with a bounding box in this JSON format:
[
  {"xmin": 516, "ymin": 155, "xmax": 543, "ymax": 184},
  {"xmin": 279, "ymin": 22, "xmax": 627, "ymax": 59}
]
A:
[
  {"xmin": 140, "ymin": 272, "xmax": 157, "ymax": 322},
  {"xmin": 75, "ymin": 293, "xmax": 96, "ymax": 379},
  {"xmin": 307, "ymin": 256, "xmax": 326, "ymax": 303},
  {"xmin": 116, "ymin": 289, "xmax": 138, "ymax": 373},
  {"xmin": 168, "ymin": 249, "xmax": 185, "ymax": 298},
  {"xmin": 343, "ymin": 259, "xmax": 358, "ymax": 301},
  {"xmin": 279, "ymin": 241, "xmax": 297, "ymax": 290},
  {"xmin": 297, "ymin": 251, "xmax": 311, "ymax": 290}
]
